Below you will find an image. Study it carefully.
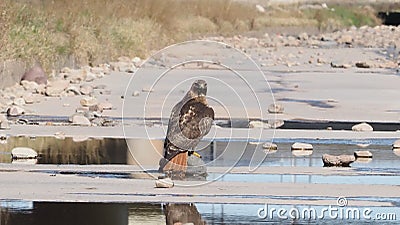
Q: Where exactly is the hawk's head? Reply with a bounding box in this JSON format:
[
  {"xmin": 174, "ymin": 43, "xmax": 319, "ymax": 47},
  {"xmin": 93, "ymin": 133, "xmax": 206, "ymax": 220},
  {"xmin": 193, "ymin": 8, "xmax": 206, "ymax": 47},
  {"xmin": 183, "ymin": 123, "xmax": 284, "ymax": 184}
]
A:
[{"xmin": 190, "ymin": 80, "xmax": 207, "ymax": 97}]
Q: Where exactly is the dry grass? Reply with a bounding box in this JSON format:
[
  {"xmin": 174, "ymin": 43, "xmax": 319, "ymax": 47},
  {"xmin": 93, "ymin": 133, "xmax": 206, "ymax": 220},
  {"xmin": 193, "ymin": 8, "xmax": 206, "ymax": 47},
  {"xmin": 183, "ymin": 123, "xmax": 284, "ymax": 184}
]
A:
[{"xmin": 0, "ymin": 0, "xmax": 384, "ymax": 72}]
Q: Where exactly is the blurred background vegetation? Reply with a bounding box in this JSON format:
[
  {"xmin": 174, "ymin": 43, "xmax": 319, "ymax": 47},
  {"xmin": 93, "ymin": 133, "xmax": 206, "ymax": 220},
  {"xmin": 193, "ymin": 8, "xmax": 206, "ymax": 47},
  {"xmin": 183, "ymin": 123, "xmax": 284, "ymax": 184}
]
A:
[{"xmin": 0, "ymin": 0, "xmax": 396, "ymax": 72}]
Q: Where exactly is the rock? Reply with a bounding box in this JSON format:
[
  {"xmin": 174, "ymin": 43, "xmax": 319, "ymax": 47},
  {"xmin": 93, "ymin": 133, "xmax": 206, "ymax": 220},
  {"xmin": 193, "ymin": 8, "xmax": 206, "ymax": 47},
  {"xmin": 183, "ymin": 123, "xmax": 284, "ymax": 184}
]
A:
[
  {"xmin": 80, "ymin": 84, "xmax": 93, "ymax": 95},
  {"xmin": 85, "ymin": 71, "xmax": 97, "ymax": 82},
  {"xmin": 337, "ymin": 34, "xmax": 353, "ymax": 44},
  {"xmin": 155, "ymin": 178, "xmax": 174, "ymax": 188},
  {"xmin": 94, "ymin": 84, "xmax": 107, "ymax": 90},
  {"xmin": 13, "ymin": 98, "xmax": 25, "ymax": 106},
  {"xmin": 111, "ymin": 61, "xmax": 135, "ymax": 73},
  {"xmin": 20, "ymin": 80, "xmax": 39, "ymax": 91},
  {"xmin": 11, "ymin": 147, "xmax": 38, "ymax": 159},
  {"xmin": 268, "ymin": 103, "xmax": 284, "ymax": 114},
  {"xmin": 186, "ymin": 154, "xmax": 207, "ymax": 177},
  {"xmin": 45, "ymin": 80, "xmax": 69, "ymax": 97},
  {"xmin": 330, "ymin": 62, "xmax": 352, "ymax": 68},
  {"xmin": 132, "ymin": 57, "xmax": 142, "ymax": 67},
  {"xmin": 0, "ymin": 134, "xmax": 8, "ymax": 144},
  {"xmin": 291, "ymin": 142, "xmax": 313, "ymax": 150},
  {"xmin": 71, "ymin": 114, "xmax": 91, "ymax": 126},
  {"xmin": 354, "ymin": 150, "xmax": 373, "ymax": 158},
  {"xmin": 99, "ymin": 89, "xmax": 111, "ymax": 95},
  {"xmin": 0, "ymin": 114, "xmax": 10, "ymax": 130},
  {"xmin": 392, "ymin": 139, "xmax": 400, "ymax": 150},
  {"xmin": 23, "ymin": 94, "xmax": 35, "ymax": 104},
  {"xmin": 21, "ymin": 65, "xmax": 47, "ymax": 85},
  {"xmin": 355, "ymin": 61, "xmax": 371, "ymax": 69},
  {"xmin": 262, "ymin": 142, "xmax": 278, "ymax": 151},
  {"xmin": 291, "ymin": 142, "xmax": 313, "ymax": 156},
  {"xmin": 7, "ymin": 106, "xmax": 25, "ymax": 116},
  {"xmin": 142, "ymin": 86, "xmax": 154, "ymax": 92},
  {"xmin": 66, "ymin": 85, "xmax": 81, "ymax": 96},
  {"xmin": 67, "ymin": 70, "xmax": 87, "ymax": 84},
  {"xmin": 298, "ymin": 32, "xmax": 309, "ymax": 41},
  {"xmin": 132, "ymin": 91, "xmax": 140, "ymax": 97},
  {"xmin": 255, "ymin": 4, "xmax": 265, "ymax": 13},
  {"xmin": 322, "ymin": 154, "xmax": 355, "ymax": 167},
  {"xmin": 80, "ymin": 97, "xmax": 98, "ymax": 107},
  {"xmin": 36, "ymin": 84, "xmax": 46, "ymax": 95},
  {"xmin": 267, "ymin": 119, "xmax": 284, "ymax": 129},
  {"xmin": 54, "ymin": 132, "xmax": 66, "ymax": 140},
  {"xmin": 249, "ymin": 121, "xmax": 270, "ymax": 129},
  {"xmin": 97, "ymin": 102, "xmax": 113, "ymax": 111},
  {"xmin": 352, "ymin": 122, "xmax": 373, "ymax": 132}
]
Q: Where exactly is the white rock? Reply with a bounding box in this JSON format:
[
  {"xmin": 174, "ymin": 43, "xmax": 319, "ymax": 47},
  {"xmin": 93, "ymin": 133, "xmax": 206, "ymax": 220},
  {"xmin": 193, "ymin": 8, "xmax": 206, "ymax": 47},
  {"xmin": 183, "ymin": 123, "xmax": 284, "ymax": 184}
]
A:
[
  {"xmin": 262, "ymin": 142, "xmax": 278, "ymax": 151},
  {"xmin": 354, "ymin": 150, "xmax": 373, "ymax": 158},
  {"xmin": 268, "ymin": 103, "xmax": 284, "ymax": 114},
  {"xmin": 393, "ymin": 139, "xmax": 400, "ymax": 149},
  {"xmin": 132, "ymin": 57, "xmax": 142, "ymax": 67},
  {"xmin": 255, "ymin": 4, "xmax": 265, "ymax": 13},
  {"xmin": 80, "ymin": 97, "xmax": 98, "ymax": 107},
  {"xmin": 0, "ymin": 114, "xmax": 10, "ymax": 130},
  {"xmin": 13, "ymin": 98, "xmax": 25, "ymax": 106},
  {"xmin": 66, "ymin": 85, "xmax": 81, "ymax": 95},
  {"xmin": 132, "ymin": 91, "xmax": 140, "ymax": 97},
  {"xmin": 155, "ymin": 178, "xmax": 174, "ymax": 188},
  {"xmin": 71, "ymin": 114, "xmax": 91, "ymax": 126},
  {"xmin": 352, "ymin": 122, "xmax": 373, "ymax": 132},
  {"xmin": 11, "ymin": 147, "xmax": 38, "ymax": 159},
  {"xmin": 21, "ymin": 80, "xmax": 39, "ymax": 91},
  {"xmin": 23, "ymin": 94, "xmax": 35, "ymax": 104},
  {"xmin": 249, "ymin": 121, "xmax": 271, "ymax": 129},
  {"xmin": 54, "ymin": 132, "xmax": 66, "ymax": 140},
  {"xmin": 291, "ymin": 142, "xmax": 313, "ymax": 150},
  {"xmin": 142, "ymin": 86, "xmax": 154, "ymax": 92},
  {"xmin": 46, "ymin": 80, "xmax": 69, "ymax": 97},
  {"xmin": 268, "ymin": 119, "xmax": 284, "ymax": 129},
  {"xmin": 98, "ymin": 102, "xmax": 113, "ymax": 111},
  {"xmin": 80, "ymin": 84, "xmax": 94, "ymax": 95},
  {"xmin": 7, "ymin": 106, "xmax": 25, "ymax": 116}
]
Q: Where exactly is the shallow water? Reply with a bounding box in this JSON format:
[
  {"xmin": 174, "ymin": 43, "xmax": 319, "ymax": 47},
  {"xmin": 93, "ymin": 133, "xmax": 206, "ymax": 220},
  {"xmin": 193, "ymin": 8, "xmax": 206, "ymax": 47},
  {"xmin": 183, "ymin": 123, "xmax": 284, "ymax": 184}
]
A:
[{"xmin": 0, "ymin": 201, "xmax": 399, "ymax": 225}]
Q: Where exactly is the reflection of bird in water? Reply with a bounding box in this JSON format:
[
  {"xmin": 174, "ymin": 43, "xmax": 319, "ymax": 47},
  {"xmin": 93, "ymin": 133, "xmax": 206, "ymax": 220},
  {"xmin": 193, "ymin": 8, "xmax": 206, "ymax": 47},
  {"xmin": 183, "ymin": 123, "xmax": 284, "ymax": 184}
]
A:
[
  {"xmin": 159, "ymin": 80, "xmax": 214, "ymax": 179},
  {"xmin": 164, "ymin": 203, "xmax": 206, "ymax": 225}
]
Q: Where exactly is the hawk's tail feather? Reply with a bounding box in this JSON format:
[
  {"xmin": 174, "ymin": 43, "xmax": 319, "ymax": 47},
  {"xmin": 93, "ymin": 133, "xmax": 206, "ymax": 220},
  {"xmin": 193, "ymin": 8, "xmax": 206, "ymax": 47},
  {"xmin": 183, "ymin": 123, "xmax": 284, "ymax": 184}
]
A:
[{"xmin": 162, "ymin": 152, "xmax": 188, "ymax": 173}]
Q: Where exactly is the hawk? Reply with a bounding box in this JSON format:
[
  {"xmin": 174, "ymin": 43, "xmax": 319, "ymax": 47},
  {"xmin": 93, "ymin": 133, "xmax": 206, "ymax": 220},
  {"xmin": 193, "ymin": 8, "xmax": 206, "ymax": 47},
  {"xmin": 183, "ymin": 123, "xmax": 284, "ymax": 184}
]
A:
[{"xmin": 159, "ymin": 80, "xmax": 214, "ymax": 178}]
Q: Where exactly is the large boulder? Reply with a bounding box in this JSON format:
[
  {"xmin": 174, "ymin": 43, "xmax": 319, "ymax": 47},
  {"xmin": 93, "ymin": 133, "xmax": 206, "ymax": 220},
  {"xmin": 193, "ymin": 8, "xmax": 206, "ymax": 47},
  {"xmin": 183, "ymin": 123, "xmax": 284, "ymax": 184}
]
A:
[
  {"xmin": 322, "ymin": 154, "xmax": 355, "ymax": 167},
  {"xmin": 21, "ymin": 65, "xmax": 47, "ymax": 85}
]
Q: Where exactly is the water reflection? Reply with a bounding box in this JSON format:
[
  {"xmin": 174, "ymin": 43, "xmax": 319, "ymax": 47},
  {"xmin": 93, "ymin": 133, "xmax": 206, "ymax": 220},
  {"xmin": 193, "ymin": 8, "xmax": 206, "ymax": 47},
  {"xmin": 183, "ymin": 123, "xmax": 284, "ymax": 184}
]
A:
[
  {"xmin": 2, "ymin": 202, "xmax": 399, "ymax": 225},
  {"xmin": 0, "ymin": 202, "xmax": 206, "ymax": 225},
  {"xmin": 0, "ymin": 137, "xmax": 398, "ymax": 169}
]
